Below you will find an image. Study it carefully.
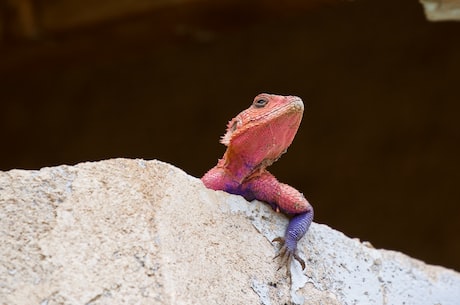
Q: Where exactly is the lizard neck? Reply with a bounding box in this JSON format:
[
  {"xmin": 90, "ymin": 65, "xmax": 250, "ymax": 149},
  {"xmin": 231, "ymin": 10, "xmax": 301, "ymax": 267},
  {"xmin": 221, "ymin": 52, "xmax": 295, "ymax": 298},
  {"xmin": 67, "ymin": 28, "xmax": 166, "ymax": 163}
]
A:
[{"xmin": 219, "ymin": 147, "xmax": 264, "ymax": 183}]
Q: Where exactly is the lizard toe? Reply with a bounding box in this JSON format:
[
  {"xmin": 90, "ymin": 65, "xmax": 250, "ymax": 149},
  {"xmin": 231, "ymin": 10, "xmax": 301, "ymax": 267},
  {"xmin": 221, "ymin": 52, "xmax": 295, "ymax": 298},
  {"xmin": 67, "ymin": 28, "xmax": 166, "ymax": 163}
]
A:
[{"xmin": 272, "ymin": 236, "xmax": 306, "ymax": 273}]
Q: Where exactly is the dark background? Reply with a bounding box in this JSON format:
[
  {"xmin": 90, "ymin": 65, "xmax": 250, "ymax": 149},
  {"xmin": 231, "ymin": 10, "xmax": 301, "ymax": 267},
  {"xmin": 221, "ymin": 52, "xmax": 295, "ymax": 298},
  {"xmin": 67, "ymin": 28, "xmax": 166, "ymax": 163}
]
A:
[{"xmin": 1, "ymin": 0, "xmax": 459, "ymax": 271}]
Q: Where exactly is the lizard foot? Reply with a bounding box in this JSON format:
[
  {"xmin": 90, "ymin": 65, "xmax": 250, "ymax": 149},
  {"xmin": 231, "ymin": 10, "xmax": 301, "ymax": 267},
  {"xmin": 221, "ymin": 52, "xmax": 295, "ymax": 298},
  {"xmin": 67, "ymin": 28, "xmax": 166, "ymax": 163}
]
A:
[{"xmin": 272, "ymin": 237, "xmax": 306, "ymax": 275}]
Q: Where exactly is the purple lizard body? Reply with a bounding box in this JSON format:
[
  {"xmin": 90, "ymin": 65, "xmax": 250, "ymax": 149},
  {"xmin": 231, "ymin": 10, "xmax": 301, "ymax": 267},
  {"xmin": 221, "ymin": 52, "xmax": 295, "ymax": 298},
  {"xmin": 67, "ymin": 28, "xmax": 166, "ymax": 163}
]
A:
[{"xmin": 202, "ymin": 93, "xmax": 313, "ymax": 271}]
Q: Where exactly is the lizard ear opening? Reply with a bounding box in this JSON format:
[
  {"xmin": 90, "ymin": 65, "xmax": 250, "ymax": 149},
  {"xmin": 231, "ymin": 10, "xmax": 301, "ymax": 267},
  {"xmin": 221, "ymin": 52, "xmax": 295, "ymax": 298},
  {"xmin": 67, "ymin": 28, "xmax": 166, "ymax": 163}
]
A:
[{"xmin": 220, "ymin": 118, "xmax": 239, "ymax": 146}]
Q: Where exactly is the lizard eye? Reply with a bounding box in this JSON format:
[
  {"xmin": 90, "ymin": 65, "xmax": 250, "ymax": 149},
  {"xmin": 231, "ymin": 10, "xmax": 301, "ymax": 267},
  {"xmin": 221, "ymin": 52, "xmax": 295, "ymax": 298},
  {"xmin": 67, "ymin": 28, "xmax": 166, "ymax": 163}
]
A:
[{"xmin": 253, "ymin": 98, "xmax": 268, "ymax": 108}]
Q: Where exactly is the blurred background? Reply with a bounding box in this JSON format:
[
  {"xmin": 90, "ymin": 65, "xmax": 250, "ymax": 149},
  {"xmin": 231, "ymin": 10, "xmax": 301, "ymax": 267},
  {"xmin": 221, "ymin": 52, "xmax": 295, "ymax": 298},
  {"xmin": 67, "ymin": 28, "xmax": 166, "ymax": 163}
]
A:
[{"xmin": 1, "ymin": 0, "xmax": 459, "ymax": 271}]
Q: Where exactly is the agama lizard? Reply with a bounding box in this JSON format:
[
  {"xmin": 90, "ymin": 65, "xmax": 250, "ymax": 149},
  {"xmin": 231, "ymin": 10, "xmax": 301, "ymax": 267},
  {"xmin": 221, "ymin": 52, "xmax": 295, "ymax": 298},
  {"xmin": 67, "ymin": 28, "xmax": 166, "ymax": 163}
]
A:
[{"xmin": 202, "ymin": 93, "xmax": 313, "ymax": 272}]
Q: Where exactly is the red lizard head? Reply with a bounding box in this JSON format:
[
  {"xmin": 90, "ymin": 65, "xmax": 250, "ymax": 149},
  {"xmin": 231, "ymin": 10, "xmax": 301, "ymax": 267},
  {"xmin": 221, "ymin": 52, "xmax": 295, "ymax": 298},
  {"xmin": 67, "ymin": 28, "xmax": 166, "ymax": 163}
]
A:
[{"xmin": 221, "ymin": 93, "xmax": 304, "ymax": 180}]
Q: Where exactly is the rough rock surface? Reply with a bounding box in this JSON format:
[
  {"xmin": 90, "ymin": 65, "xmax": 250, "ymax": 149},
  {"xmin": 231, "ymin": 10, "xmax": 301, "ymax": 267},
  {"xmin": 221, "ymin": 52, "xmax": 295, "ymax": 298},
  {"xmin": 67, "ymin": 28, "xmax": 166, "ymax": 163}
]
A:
[
  {"xmin": 1, "ymin": 159, "xmax": 459, "ymax": 304},
  {"xmin": 420, "ymin": 0, "xmax": 460, "ymax": 21}
]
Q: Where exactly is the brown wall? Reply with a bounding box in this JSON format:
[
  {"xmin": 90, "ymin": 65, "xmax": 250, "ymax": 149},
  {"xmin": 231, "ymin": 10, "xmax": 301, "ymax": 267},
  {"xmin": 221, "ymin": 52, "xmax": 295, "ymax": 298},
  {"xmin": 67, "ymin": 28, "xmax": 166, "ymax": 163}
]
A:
[{"xmin": 1, "ymin": 0, "xmax": 460, "ymax": 271}]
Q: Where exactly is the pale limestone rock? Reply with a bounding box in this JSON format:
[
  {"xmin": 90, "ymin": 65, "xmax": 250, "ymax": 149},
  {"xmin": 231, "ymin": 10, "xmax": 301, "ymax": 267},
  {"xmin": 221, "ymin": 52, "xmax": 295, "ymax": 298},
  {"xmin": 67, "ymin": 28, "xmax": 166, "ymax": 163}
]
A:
[
  {"xmin": 1, "ymin": 159, "xmax": 459, "ymax": 304},
  {"xmin": 420, "ymin": 0, "xmax": 460, "ymax": 21}
]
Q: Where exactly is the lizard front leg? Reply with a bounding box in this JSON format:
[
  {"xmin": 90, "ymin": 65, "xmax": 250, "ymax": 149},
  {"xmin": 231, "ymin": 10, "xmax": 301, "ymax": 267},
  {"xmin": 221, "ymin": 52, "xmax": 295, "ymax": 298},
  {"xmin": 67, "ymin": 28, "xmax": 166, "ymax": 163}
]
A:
[
  {"xmin": 202, "ymin": 166, "xmax": 314, "ymax": 271},
  {"xmin": 241, "ymin": 170, "xmax": 314, "ymax": 271}
]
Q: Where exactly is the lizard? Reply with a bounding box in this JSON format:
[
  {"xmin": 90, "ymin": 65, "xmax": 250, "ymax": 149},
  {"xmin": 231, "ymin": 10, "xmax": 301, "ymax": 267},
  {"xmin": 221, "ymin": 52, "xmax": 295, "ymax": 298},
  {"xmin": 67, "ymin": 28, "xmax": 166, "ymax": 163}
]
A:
[{"xmin": 202, "ymin": 93, "xmax": 314, "ymax": 273}]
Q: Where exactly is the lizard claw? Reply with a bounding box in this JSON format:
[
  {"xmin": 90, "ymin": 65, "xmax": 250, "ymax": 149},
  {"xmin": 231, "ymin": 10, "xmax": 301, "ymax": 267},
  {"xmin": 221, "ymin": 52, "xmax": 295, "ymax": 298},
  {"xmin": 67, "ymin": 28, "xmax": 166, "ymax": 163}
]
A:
[{"xmin": 272, "ymin": 236, "xmax": 306, "ymax": 274}]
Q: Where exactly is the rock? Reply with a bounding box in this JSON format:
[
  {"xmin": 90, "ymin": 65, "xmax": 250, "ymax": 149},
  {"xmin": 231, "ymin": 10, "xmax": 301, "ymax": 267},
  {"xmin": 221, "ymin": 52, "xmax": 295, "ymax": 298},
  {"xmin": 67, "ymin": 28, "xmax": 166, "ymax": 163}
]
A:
[
  {"xmin": 420, "ymin": 0, "xmax": 460, "ymax": 21},
  {"xmin": 1, "ymin": 159, "xmax": 459, "ymax": 304}
]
